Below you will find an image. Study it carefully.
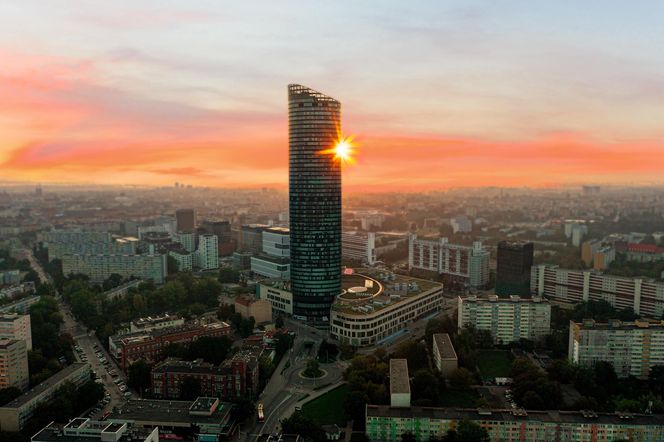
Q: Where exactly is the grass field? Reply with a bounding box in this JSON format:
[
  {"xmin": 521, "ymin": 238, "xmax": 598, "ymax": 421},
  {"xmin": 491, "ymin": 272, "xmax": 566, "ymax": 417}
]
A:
[
  {"xmin": 301, "ymin": 384, "xmax": 349, "ymax": 426},
  {"xmin": 439, "ymin": 388, "xmax": 480, "ymax": 407},
  {"xmin": 478, "ymin": 350, "xmax": 514, "ymax": 378}
]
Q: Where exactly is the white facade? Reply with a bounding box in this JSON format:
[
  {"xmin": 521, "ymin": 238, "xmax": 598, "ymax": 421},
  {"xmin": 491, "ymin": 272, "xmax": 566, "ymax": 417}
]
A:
[
  {"xmin": 174, "ymin": 231, "xmax": 196, "ymax": 253},
  {"xmin": 194, "ymin": 234, "xmax": 219, "ymax": 270},
  {"xmin": 0, "ymin": 314, "xmax": 32, "ymax": 351},
  {"xmin": 257, "ymin": 283, "xmax": 293, "ymax": 315},
  {"xmin": 262, "ymin": 228, "xmax": 290, "ymax": 258},
  {"xmin": 250, "ymin": 256, "xmax": 290, "ymax": 280},
  {"xmin": 450, "ymin": 216, "xmax": 472, "ymax": 234},
  {"xmin": 458, "ymin": 295, "xmax": 551, "ymax": 344},
  {"xmin": 342, "ymin": 231, "xmax": 377, "ymax": 265},
  {"xmin": 0, "ymin": 339, "xmax": 28, "ymax": 391},
  {"xmin": 62, "ymin": 253, "xmax": 167, "ymax": 284},
  {"xmin": 168, "ymin": 250, "xmax": 193, "ymax": 272}
]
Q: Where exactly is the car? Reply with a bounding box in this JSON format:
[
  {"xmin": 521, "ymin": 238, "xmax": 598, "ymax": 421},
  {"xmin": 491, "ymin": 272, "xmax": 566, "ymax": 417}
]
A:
[
  {"xmin": 119, "ymin": 385, "xmax": 127, "ymax": 392},
  {"xmin": 113, "ymin": 379, "xmax": 122, "ymax": 385}
]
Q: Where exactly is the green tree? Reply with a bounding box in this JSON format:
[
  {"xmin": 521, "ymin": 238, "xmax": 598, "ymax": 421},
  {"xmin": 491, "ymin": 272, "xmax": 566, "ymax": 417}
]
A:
[
  {"xmin": 456, "ymin": 420, "xmax": 490, "ymax": 442},
  {"xmin": 392, "ymin": 340, "xmax": 428, "ymax": 372},
  {"xmin": 280, "ymin": 410, "xmax": 325, "ymax": 442},
  {"xmin": 401, "ymin": 432, "xmax": 416, "ymax": 442},
  {"xmin": 180, "ymin": 376, "xmax": 202, "ymax": 400},
  {"xmin": 303, "ymin": 359, "xmax": 322, "ymax": 378},
  {"xmin": 449, "ymin": 368, "xmax": 474, "ymax": 390},
  {"xmin": 219, "ymin": 268, "xmax": 240, "ymax": 283},
  {"xmin": 275, "ymin": 315, "xmax": 285, "ymax": 329},
  {"xmin": 127, "ymin": 360, "xmax": 152, "ymax": 393}
]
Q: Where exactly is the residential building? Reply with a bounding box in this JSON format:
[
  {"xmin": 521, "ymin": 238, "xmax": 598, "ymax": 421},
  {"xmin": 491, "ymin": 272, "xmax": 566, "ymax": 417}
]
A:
[
  {"xmin": 234, "ymin": 296, "xmax": 273, "ymax": 323},
  {"xmin": 174, "ymin": 231, "xmax": 196, "ymax": 253},
  {"xmin": 593, "ymin": 245, "xmax": 616, "ymax": 270},
  {"xmin": 569, "ymin": 319, "xmax": 664, "ymax": 379},
  {"xmin": 195, "ymin": 234, "xmax": 219, "ymax": 270},
  {"xmin": 62, "ymin": 253, "xmax": 167, "ymax": 284},
  {"xmin": 365, "ymin": 405, "xmax": 664, "ymax": 442},
  {"xmin": 0, "ymin": 295, "xmax": 40, "ymax": 314},
  {"xmin": 151, "ymin": 351, "xmax": 260, "ymax": 399},
  {"xmin": 168, "ymin": 249, "xmax": 193, "ymax": 272},
  {"xmin": 130, "ymin": 313, "xmax": 184, "ymax": 333},
  {"xmin": 581, "ymin": 239, "xmax": 601, "ymax": 267},
  {"xmin": 408, "ymin": 235, "xmax": 490, "ymax": 288},
  {"xmin": 32, "ymin": 419, "xmax": 159, "ymax": 442},
  {"xmin": 0, "ymin": 282, "xmax": 36, "ymax": 300},
  {"xmin": 457, "ymin": 294, "xmax": 551, "ymax": 344},
  {"xmin": 0, "ymin": 362, "xmax": 90, "ymax": 431},
  {"xmin": 256, "ymin": 282, "xmax": 293, "ymax": 315},
  {"xmin": 450, "ymin": 216, "xmax": 472, "ymax": 234},
  {"xmin": 342, "ymin": 231, "xmax": 376, "ymax": 265},
  {"xmin": 0, "ymin": 314, "xmax": 31, "ymax": 350},
  {"xmin": 0, "ymin": 270, "xmax": 20, "ymax": 285},
  {"xmin": 175, "ymin": 209, "xmax": 196, "ymax": 232},
  {"xmin": 432, "ymin": 333, "xmax": 457, "ymax": 377},
  {"xmin": 232, "ymin": 251, "xmax": 253, "ymax": 270},
  {"xmin": 620, "ymin": 242, "xmax": 664, "ymax": 263},
  {"xmin": 288, "ymin": 84, "xmax": 342, "ymax": 325},
  {"xmin": 389, "ymin": 359, "xmax": 410, "ymax": 408},
  {"xmin": 495, "ymin": 241, "xmax": 534, "ymax": 296},
  {"xmin": 0, "ymin": 339, "xmax": 28, "ymax": 390},
  {"xmin": 330, "ymin": 270, "xmax": 444, "ymax": 347},
  {"xmin": 571, "ymin": 224, "xmax": 588, "ymax": 247},
  {"xmin": 531, "ymin": 264, "xmax": 664, "ymax": 318},
  {"xmin": 109, "ymin": 321, "xmax": 231, "ymax": 371}
]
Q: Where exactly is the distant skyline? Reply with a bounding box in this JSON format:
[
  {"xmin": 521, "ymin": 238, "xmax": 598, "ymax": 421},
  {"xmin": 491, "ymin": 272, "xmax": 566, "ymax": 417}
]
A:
[{"xmin": 1, "ymin": 1, "xmax": 664, "ymax": 192}]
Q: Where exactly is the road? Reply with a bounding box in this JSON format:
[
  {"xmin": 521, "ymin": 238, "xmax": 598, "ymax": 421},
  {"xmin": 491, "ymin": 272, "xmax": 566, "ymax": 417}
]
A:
[{"xmin": 24, "ymin": 248, "xmax": 129, "ymax": 416}]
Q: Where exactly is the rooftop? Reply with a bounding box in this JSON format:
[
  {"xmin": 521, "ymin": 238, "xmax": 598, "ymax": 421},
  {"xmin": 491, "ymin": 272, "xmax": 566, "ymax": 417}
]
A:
[
  {"xmin": 433, "ymin": 333, "xmax": 457, "ymax": 360},
  {"xmin": 461, "ymin": 294, "xmax": 548, "ymax": 304},
  {"xmin": 366, "ymin": 405, "xmax": 664, "ymax": 426},
  {"xmin": 32, "ymin": 420, "xmax": 155, "ymax": 442},
  {"xmin": 389, "ymin": 359, "xmax": 410, "ymax": 395},
  {"xmin": 573, "ymin": 319, "xmax": 664, "ymax": 331},
  {"xmin": 108, "ymin": 397, "xmax": 232, "ymax": 426},
  {"xmin": 3, "ymin": 363, "xmax": 89, "ymax": 409}
]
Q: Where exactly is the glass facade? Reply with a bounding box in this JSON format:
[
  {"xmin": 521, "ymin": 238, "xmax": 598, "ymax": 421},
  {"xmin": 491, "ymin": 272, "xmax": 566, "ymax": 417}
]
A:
[{"xmin": 288, "ymin": 84, "xmax": 342, "ymax": 324}]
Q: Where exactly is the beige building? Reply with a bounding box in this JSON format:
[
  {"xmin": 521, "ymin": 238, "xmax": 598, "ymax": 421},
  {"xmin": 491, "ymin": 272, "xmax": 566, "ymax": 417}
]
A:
[
  {"xmin": 0, "ymin": 314, "xmax": 31, "ymax": 350},
  {"xmin": 432, "ymin": 333, "xmax": 458, "ymax": 377},
  {"xmin": 234, "ymin": 296, "xmax": 272, "ymax": 324},
  {"xmin": 0, "ymin": 362, "xmax": 90, "ymax": 431},
  {"xmin": 257, "ymin": 282, "xmax": 293, "ymax": 315},
  {"xmin": 0, "ymin": 339, "xmax": 28, "ymax": 391},
  {"xmin": 389, "ymin": 359, "xmax": 410, "ymax": 408}
]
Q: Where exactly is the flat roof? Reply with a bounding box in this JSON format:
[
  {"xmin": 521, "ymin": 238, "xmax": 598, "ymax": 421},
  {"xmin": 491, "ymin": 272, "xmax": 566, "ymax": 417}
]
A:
[
  {"xmin": 108, "ymin": 397, "xmax": 231, "ymax": 426},
  {"xmin": 3, "ymin": 363, "xmax": 89, "ymax": 409},
  {"xmin": 366, "ymin": 405, "xmax": 664, "ymax": 426},
  {"xmin": 389, "ymin": 359, "xmax": 410, "ymax": 395},
  {"xmin": 573, "ymin": 319, "xmax": 664, "ymax": 331},
  {"xmin": 433, "ymin": 333, "xmax": 458, "ymax": 360},
  {"xmin": 460, "ymin": 294, "xmax": 548, "ymax": 304}
]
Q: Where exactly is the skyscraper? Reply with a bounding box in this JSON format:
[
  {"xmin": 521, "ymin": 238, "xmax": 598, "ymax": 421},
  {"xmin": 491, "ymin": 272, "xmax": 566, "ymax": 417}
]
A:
[
  {"xmin": 495, "ymin": 240, "xmax": 534, "ymax": 296},
  {"xmin": 175, "ymin": 208, "xmax": 196, "ymax": 232},
  {"xmin": 288, "ymin": 84, "xmax": 342, "ymax": 325}
]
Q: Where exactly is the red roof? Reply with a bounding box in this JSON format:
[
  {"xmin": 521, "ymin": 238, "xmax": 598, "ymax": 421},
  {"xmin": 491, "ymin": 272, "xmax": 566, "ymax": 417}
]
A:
[{"xmin": 627, "ymin": 243, "xmax": 664, "ymax": 254}]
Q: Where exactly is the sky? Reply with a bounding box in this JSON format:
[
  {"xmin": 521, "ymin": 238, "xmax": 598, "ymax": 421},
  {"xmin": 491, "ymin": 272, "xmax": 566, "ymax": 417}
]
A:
[{"xmin": 1, "ymin": 0, "xmax": 664, "ymax": 192}]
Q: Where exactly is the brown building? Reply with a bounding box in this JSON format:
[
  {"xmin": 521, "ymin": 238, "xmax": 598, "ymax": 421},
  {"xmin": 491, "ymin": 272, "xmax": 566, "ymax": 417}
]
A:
[
  {"xmin": 0, "ymin": 339, "xmax": 29, "ymax": 391},
  {"xmin": 176, "ymin": 209, "xmax": 196, "ymax": 232},
  {"xmin": 110, "ymin": 321, "xmax": 231, "ymax": 371},
  {"xmin": 151, "ymin": 349, "xmax": 261, "ymax": 400},
  {"xmin": 234, "ymin": 296, "xmax": 273, "ymax": 324}
]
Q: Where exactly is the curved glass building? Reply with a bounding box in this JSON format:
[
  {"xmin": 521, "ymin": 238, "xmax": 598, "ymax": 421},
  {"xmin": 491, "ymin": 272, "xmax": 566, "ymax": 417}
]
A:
[{"xmin": 288, "ymin": 84, "xmax": 342, "ymax": 325}]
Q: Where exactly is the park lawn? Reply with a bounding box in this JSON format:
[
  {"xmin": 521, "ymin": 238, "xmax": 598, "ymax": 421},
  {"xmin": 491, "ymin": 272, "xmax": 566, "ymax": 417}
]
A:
[
  {"xmin": 439, "ymin": 388, "xmax": 479, "ymax": 408},
  {"xmin": 478, "ymin": 350, "xmax": 514, "ymax": 378},
  {"xmin": 301, "ymin": 384, "xmax": 349, "ymax": 426}
]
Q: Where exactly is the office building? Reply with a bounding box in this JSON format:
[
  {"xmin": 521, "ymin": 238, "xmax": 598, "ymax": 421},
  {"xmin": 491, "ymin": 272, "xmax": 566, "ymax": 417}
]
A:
[
  {"xmin": 288, "ymin": 84, "xmax": 343, "ymax": 324},
  {"xmin": 195, "ymin": 234, "xmax": 219, "ymax": 270},
  {"xmin": 458, "ymin": 294, "xmax": 551, "ymax": 344},
  {"xmin": 256, "ymin": 282, "xmax": 293, "ymax": 316},
  {"xmin": 234, "ymin": 296, "xmax": 273, "ymax": 323},
  {"xmin": 240, "ymin": 224, "xmax": 270, "ymax": 254},
  {"xmin": 432, "ymin": 333, "xmax": 457, "ymax": 377},
  {"xmin": 251, "ymin": 227, "xmax": 290, "ymax": 280},
  {"xmin": 130, "ymin": 313, "xmax": 184, "ymax": 333},
  {"xmin": 408, "ymin": 235, "xmax": 490, "ymax": 288},
  {"xmin": 201, "ymin": 220, "xmax": 234, "ymax": 256},
  {"xmin": 0, "ymin": 362, "xmax": 90, "ymax": 431},
  {"xmin": 62, "ymin": 253, "xmax": 167, "ymax": 284},
  {"xmin": 389, "ymin": 359, "xmax": 410, "ymax": 408},
  {"xmin": 531, "ymin": 264, "xmax": 664, "ymax": 318},
  {"xmin": 175, "ymin": 209, "xmax": 196, "ymax": 232},
  {"xmin": 365, "ymin": 406, "xmax": 664, "ymax": 442},
  {"xmin": 232, "ymin": 251, "xmax": 253, "ymax": 270},
  {"xmin": 0, "ymin": 314, "xmax": 31, "ymax": 350},
  {"xmin": 32, "ymin": 419, "xmax": 159, "ymax": 442},
  {"xmin": 495, "ymin": 241, "xmax": 534, "ymax": 296},
  {"xmin": 330, "ymin": 270, "xmax": 444, "ymax": 347},
  {"xmin": 151, "ymin": 350, "xmax": 260, "ymax": 400},
  {"xmin": 0, "ymin": 339, "xmax": 28, "ymax": 391},
  {"xmin": 569, "ymin": 319, "xmax": 664, "ymax": 379},
  {"xmin": 342, "ymin": 231, "xmax": 377, "ymax": 265}
]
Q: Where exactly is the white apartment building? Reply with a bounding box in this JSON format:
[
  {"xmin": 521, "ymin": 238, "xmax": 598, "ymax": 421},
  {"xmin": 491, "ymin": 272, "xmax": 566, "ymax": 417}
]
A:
[
  {"xmin": 450, "ymin": 216, "xmax": 472, "ymax": 234},
  {"xmin": 0, "ymin": 314, "xmax": 31, "ymax": 350},
  {"xmin": 458, "ymin": 295, "xmax": 551, "ymax": 344},
  {"xmin": 569, "ymin": 319, "xmax": 664, "ymax": 379},
  {"xmin": 0, "ymin": 339, "xmax": 29, "ymax": 391},
  {"xmin": 532, "ymin": 264, "xmax": 664, "ymax": 318},
  {"xmin": 409, "ymin": 235, "xmax": 490, "ymax": 288},
  {"xmin": 62, "ymin": 253, "xmax": 167, "ymax": 284},
  {"xmin": 432, "ymin": 333, "xmax": 458, "ymax": 377},
  {"xmin": 174, "ymin": 231, "xmax": 196, "ymax": 253},
  {"xmin": 342, "ymin": 231, "xmax": 377, "ymax": 265},
  {"xmin": 194, "ymin": 234, "xmax": 219, "ymax": 271},
  {"xmin": 168, "ymin": 249, "xmax": 193, "ymax": 272}
]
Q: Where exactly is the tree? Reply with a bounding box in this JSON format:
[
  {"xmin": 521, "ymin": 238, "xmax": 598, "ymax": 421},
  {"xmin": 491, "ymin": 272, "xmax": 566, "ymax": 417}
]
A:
[
  {"xmin": 449, "ymin": 368, "xmax": 474, "ymax": 390},
  {"xmin": 425, "ymin": 316, "xmax": 456, "ymax": 346},
  {"xmin": 392, "ymin": 340, "xmax": 428, "ymax": 372},
  {"xmin": 230, "ymin": 396, "xmax": 255, "ymax": 422},
  {"xmin": 344, "ymin": 390, "xmax": 369, "ymax": 421},
  {"xmin": 180, "ymin": 376, "xmax": 202, "ymax": 400},
  {"xmin": 127, "ymin": 360, "xmax": 152, "ymax": 393},
  {"xmin": 0, "ymin": 387, "xmax": 21, "ymax": 406},
  {"xmin": 280, "ymin": 410, "xmax": 325, "ymax": 441},
  {"xmin": 219, "ymin": 268, "xmax": 240, "ymax": 283},
  {"xmin": 401, "ymin": 432, "xmax": 417, "ymax": 442},
  {"xmin": 411, "ymin": 369, "xmax": 439, "ymax": 403},
  {"xmin": 275, "ymin": 315, "xmax": 285, "ymax": 329},
  {"xmin": 102, "ymin": 273, "xmax": 124, "ymax": 291},
  {"xmin": 521, "ymin": 391, "xmax": 545, "ymax": 409},
  {"xmin": 456, "ymin": 420, "xmax": 490, "ymax": 442},
  {"xmin": 167, "ymin": 255, "xmax": 179, "ymax": 274},
  {"xmin": 303, "ymin": 359, "xmax": 322, "ymax": 378}
]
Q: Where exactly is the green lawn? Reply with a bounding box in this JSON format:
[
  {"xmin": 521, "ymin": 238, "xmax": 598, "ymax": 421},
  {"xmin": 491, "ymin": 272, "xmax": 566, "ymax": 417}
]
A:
[
  {"xmin": 477, "ymin": 350, "xmax": 514, "ymax": 378},
  {"xmin": 301, "ymin": 384, "xmax": 349, "ymax": 426},
  {"xmin": 439, "ymin": 388, "xmax": 479, "ymax": 407}
]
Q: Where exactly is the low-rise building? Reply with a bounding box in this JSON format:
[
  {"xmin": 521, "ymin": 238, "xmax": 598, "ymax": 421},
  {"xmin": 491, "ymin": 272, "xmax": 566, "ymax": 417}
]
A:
[
  {"xmin": 257, "ymin": 282, "xmax": 293, "ymax": 315},
  {"xmin": 389, "ymin": 359, "xmax": 410, "ymax": 408},
  {"xmin": 250, "ymin": 255, "xmax": 290, "ymax": 280},
  {"xmin": 0, "ymin": 295, "xmax": 40, "ymax": 314},
  {"xmin": 342, "ymin": 231, "xmax": 377, "ymax": 265},
  {"xmin": 130, "ymin": 313, "xmax": 184, "ymax": 333},
  {"xmin": 569, "ymin": 319, "xmax": 664, "ymax": 379},
  {"xmin": 168, "ymin": 249, "xmax": 193, "ymax": 272},
  {"xmin": 32, "ymin": 419, "xmax": 159, "ymax": 442},
  {"xmin": 151, "ymin": 351, "xmax": 260, "ymax": 399},
  {"xmin": 0, "ymin": 282, "xmax": 36, "ymax": 300},
  {"xmin": 457, "ymin": 295, "xmax": 551, "ymax": 344},
  {"xmin": 0, "ymin": 270, "xmax": 20, "ymax": 285},
  {"xmin": 0, "ymin": 314, "xmax": 31, "ymax": 350},
  {"xmin": 432, "ymin": 333, "xmax": 457, "ymax": 377},
  {"xmin": 0, "ymin": 339, "xmax": 28, "ymax": 391},
  {"xmin": 365, "ymin": 406, "xmax": 664, "ymax": 442},
  {"xmin": 0, "ymin": 362, "xmax": 90, "ymax": 431},
  {"xmin": 234, "ymin": 296, "xmax": 273, "ymax": 323},
  {"xmin": 330, "ymin": 270, "xmax": 444, "ymax": 347}
]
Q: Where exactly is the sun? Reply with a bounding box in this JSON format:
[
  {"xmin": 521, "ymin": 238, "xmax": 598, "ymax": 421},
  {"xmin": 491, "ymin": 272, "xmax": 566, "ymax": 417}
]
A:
[{"xmin": 321, "ymin": 135, "xmax": 357, "ymax": 165}]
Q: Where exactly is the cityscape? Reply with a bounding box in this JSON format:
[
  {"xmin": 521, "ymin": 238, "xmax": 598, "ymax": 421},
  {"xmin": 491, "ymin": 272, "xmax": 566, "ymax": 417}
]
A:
[{"xmin": 2, "ymin": 2, "xmax": 664, "ymax": 442}]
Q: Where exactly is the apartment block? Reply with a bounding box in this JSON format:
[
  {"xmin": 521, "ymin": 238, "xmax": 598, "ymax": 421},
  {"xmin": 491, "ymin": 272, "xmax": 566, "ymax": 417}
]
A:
[
  {"xmin": 0, "ymin": 314, "xmax": 31, "ymax": 350},
  {"xmin": 457, "ymin": 295, "xmax": 551, "ymax": 344},
  {"xmin": 0, "ymin": 339, "xmax": 28, "ymax": 391},
  {"xmin": 62, "ymin": 253, "xmax": 167, "ymax": 284},
  {"xmin": 342, "ymin": 231, "xmax": 377, "ymax": 265},
  {"xmin": 532, "ymin": 264, "xmax": 664, "ymax": 318},
  {"xmin": 431, "ymin": 333, "xmax": 457, "ymax": 377},
  {"xmin": 389, "ymin": 359, "xmax": 410, "ymax": 408},
  {"xmin": 569, "ymin": 319, "xmax": 664, "ymax": 379},
  {"xmin": 195, "ymin": 234, "xmax": 219, "ymax": 270}
]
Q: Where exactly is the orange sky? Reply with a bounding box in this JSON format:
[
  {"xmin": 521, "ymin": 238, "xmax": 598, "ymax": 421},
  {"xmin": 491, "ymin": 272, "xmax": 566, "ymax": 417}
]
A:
[{"xmin": 2, "ymin": 2, "xmax": 664, "ymax": 192}]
